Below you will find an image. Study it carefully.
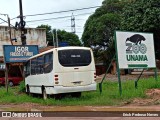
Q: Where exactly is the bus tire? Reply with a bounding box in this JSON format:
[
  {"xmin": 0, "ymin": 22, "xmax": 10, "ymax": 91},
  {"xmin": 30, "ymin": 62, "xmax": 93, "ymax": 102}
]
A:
[
  {"xmin": 26, "ymin": 85, "xmax": 30, "ymax": 95},
  {"xmin": 42, "ymin": 89, "xmax": 47, "ymax": 100}
]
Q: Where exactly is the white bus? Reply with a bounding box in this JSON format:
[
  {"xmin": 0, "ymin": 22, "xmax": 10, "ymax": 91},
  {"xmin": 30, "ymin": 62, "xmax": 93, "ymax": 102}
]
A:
[{"xmin": 24, "ymin": 46, "xmax": 97, "ymax": 99}]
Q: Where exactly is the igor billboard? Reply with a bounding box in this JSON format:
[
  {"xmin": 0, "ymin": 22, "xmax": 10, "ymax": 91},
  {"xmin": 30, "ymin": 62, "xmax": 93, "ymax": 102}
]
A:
[
  {"xmin": 3, "ymin": 45, "xmax": 39, "ymax": 63},
  {"xmin": 115, "ymin": 31, "xmax": 156, "ymax": 69}
]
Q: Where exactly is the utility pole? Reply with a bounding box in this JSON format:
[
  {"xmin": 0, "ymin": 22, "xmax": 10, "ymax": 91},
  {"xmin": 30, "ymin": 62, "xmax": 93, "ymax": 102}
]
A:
[
  {"xmin": 71, "ymin": 13, "xmax": 76, "ymax": 34},
  {"xmin": 7, "ymin": 16, "xmax": 13, "ymax": 45},
  {"xmin": 6, "ymin": 16, "xmax": 11, "ymax": 93},
  {"xmin": 19, "ymin": 0, "xmax": 26, "ymax": 45},
  {"xmin": 18, "ymin": 0, "xmax": 26, "ymax": 85},
  {"xmin": 0, "ymin": 13, "xmax": 12, "ymax": 92},
  {"xmin": 0, "ymin": 13, "xmax": 12, "ymax": 45}
]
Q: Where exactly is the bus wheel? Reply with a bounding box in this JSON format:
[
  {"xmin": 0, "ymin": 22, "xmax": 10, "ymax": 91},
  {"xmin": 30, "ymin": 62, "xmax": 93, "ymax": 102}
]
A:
[
  {"xmin": 26, "ymin": 85, "xmax": 30, "ymax": 95},
  {"xmin": 71, "ymin": 92, "xmax": 81, "ymax": 98},
  {"xmin": 42, "ymin": 89, "xmax": 47, "ymax": 100}
]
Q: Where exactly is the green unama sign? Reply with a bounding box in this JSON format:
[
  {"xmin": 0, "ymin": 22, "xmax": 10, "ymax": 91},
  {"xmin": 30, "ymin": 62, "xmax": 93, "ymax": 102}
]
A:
[
  {"xmin": 114, "ymin": 31, "xmax": 157, "ymax": 95},
  {"xmin": 115, "ymin": 31, "xmax": 156, "ymax": 69}
]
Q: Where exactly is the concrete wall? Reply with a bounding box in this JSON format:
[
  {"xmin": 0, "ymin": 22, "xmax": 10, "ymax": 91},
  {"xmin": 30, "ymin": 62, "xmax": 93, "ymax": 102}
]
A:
[{"xmin": 0, "ymin": 26, "xmax": 47, "ymax": 56}]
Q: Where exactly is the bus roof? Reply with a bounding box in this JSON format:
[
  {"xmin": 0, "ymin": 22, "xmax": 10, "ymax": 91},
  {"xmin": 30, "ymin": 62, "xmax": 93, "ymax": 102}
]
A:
[{"xmin": 28, "ymin": 46, "xmax": 91, "ymax": 60}]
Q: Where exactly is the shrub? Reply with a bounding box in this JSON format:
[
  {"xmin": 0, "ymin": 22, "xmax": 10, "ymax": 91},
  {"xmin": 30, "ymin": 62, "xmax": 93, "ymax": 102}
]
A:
[{"xmin": 19, "ymin": 80, "xmax": 26, "ymax": 93}]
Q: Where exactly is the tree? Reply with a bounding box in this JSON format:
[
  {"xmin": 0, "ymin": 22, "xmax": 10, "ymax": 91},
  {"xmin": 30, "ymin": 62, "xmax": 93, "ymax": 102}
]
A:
[
  {"xmin": 121, "ymin": 0, "xmax": 160, "ymax": 59},
  {"xmin": 82, "ymin": 0, "xmax": 131, "ymax": 63},
  {"xmin": 37, "ymin": 24, "xmax": 81, "ymax": 46},
  {"xmin": 37, "ymin": 25, "xmax": 53, "ymax": 46},
  {"xmin": 55, "ymin": 29, "xmax": 81, "ymax": 46}
]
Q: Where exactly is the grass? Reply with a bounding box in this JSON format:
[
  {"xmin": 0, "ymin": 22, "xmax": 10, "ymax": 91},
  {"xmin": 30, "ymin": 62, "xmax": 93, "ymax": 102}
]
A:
[{"xmin": 0, "ymin": 76, "xmax": 160, "ymax": 106}]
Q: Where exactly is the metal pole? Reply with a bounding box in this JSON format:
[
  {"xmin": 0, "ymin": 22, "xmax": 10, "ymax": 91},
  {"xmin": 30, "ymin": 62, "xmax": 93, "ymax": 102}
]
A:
[
  {"xmin": 116, "ymin": 62, "xmax": 122, "ymax": 95},
  {"xmin": 135, "ymin": 69, "xmax": 144, "ymax": 89},
  {"xmin": 52, "ymin": 30, "xmax": 55, "ymax": 47},
  {"xmin": 0, "ymin": 14, "xmax": 13, "ymax": 45},
  {"xmin": 99, "ymin": 54, "xmax": 116, "ymax": 94},
  {"xmin": 19, "ymin": 0, "xmax": 25, "ymax": 82},
  {"xmin": 7, "ymin": 16, "xmax": 13, "ymax": 45},
  {"xmin": 56, "ymin": 30, "xmax": 58, "ymax": 47},
  {"xmin": 71, "ymin": 13, "xmax": 76, "ymax": 34},
  {"xmin": 154, "ymin": 68, "xmax": 158, "ymax": 81},
  {"xmin": 5, "ymin": 64, "xmax": 9, "ymax": 92}
]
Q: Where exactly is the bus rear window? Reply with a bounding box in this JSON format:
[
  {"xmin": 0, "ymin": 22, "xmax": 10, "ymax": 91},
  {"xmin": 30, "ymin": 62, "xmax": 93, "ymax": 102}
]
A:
[{"xmin": 58, "ymin": 49, "xmax": 91, "ymax": 67}]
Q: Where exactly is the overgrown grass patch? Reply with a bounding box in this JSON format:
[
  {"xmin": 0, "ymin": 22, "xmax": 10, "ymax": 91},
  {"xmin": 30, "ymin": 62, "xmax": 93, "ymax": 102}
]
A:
[{"xmin": 0, "ymin": 76, "xmax": 160, "ymax": 106}]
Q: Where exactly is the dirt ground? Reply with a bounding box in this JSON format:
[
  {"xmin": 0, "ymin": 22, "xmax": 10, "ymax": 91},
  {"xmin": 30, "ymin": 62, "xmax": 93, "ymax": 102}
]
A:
[{"xmin": 96, "ymin": 71, "xmax": 159, "ymax": 82}]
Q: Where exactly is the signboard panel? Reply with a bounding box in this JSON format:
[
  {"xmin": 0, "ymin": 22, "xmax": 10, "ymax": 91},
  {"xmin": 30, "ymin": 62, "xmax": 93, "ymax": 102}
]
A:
[
  {"xmin": 115, "ymin": 31, "xmax": 156, "ymax": 69},
  {"xmin": 3, "ymin": 45, "xmax": 39, "ymax": 63}
]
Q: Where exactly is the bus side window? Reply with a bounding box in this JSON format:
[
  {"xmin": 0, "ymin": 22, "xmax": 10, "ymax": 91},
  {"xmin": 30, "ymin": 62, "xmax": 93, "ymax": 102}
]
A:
[
  {"xmin": 44, "ymin": 52, "xmax": 53, "ymax": 73},
  {"xmin": 37, "ymin": 56, "xmax": 44, "ymax": 74},
  {"xmin": 31, "ymin": 58, "xmax": 37, "ymax": 75},
  {"xmin": 25, "ymin": 61, "xmax": 30, "ymax": 77}
]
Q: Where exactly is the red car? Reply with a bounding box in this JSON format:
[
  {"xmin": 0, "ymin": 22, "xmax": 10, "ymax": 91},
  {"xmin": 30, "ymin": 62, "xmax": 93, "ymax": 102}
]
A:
[{"xmin": 0, "ymin": 76, "xmax": 23, "ymax": 87}]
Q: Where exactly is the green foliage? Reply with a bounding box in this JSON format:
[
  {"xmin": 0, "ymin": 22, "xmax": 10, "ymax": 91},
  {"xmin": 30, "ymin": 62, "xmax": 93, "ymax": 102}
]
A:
[
  {"xmin": 121, "ymin": 0, "xmax": 160, "ymax": 31},
  {"xmin": 83, "ymin": 0, "xmax": 160, "ymax": 62},
  {"xmin": 82, "ymin": 0, "xmax": 131, "ymax": 63},
  {"xmin": 37, "ymin": 25, "xmax": 53, "ymax": 46},
  {"xmin": 121, "ymin": 0, "xmax": 160, "ymax": 59},
  {"xmin": 19, "ymin": 80, "xmax": 26, "ymax": 93},
  {"xmin": 0, "ymin": 76, "xmax": 160, "ymax": 106},
  {"xmin": 37, "ymin": 25, "xmax": 81, "ymax": 46},
  {"xmin": 55, "ymin": 29, "xmax": 82, "ymax": 46}
]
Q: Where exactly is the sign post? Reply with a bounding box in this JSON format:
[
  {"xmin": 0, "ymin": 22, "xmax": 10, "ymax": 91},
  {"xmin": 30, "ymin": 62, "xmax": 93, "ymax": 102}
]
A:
[
  {"xmin": 114, "ymin": 32, "xmax": 122, "ymax": 95},
  {"xmin": 5, "ymin": 63, "xmax": 9, "ymax": 92},
  {"xmin": 115, "ymin": 31, "xmax": 156, "ymax": 93},
  {"xmin": 154, "ymin": 68, "xmax": 158, "ymax": 81}
]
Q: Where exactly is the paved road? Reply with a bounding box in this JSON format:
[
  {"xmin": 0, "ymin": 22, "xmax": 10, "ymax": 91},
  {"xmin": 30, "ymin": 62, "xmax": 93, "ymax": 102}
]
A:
[
  {"xmin": 1, "ymin": 105, "xmax": 160, "ymax": 120},
  {"xmin": 1, "ymin": 117, "xmax": 160, "ymax": 120}
]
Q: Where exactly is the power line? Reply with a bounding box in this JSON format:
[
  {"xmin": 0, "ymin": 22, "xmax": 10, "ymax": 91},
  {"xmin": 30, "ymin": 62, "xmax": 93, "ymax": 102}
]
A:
[
  {"xmin": 26, "ymin": 12, "xmax": 93, "ymax": 23},
  {"xmin": 24, "ymin": 6, "xmax": 100, "ymax": 17},
  {"xmin": 0, "ymin": 6, "xmax": 99, "ymax": 23},
  {"xmin": 0, "ymin": 18, "xmax": 15, "ymax": 28},
  {"xmin": 27, "ymin": 19, "xmax": 84, "ymax": 26},
  {"xmin": 24, "ymin": 18, "xmax": 68, "ymax": 25},
  {"xmin": 27, "ymin": 16, "xmax": 70, "ymax": 23},
  {"xmin": 0, "ymin": 6, "xmax": 99, "ymax": 25},
  {"xmin": 0, "ymin": 17, "xmax": 17, "ymax": 25},
  {"xmin": 0, "ymin": 18, "xmax": 8, "ymax": 24}
]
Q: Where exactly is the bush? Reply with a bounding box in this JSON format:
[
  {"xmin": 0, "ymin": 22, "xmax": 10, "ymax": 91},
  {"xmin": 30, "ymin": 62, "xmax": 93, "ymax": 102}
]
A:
[{"xmin": 19, "ymin": 80, "xmax": 26, "ymax": 93}]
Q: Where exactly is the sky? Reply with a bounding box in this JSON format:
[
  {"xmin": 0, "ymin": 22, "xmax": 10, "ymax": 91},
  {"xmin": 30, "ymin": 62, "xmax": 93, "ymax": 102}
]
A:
[{"xmin": 0, "ymin": 0, "xmax": 103, "ymax": 39}]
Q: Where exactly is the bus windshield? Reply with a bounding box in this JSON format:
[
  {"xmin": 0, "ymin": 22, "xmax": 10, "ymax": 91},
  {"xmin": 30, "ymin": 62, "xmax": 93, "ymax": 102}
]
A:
[{"xmin": 58, "ymin": 49, "xmax": 91, "ymax": 67}]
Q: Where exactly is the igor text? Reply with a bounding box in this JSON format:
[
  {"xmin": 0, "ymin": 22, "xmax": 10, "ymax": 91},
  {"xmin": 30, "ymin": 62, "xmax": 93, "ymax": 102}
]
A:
[{"xmin": 10, "ymin": 46, "xmax": 33, "ymax": 57}]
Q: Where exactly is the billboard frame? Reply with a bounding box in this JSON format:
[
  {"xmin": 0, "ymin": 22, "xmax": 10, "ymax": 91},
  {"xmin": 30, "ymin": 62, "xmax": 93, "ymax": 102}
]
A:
[
  {"xmin": 114, "ymin": 30, "xmax": 157, "ymax": 95},
  {"xmin": 3, "ymin": 45, "xmax": 39, "ymax": 63}
]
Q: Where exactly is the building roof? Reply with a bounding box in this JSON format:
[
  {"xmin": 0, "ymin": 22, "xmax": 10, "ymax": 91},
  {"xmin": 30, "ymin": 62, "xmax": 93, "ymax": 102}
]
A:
[{"xmin": 39, "ymin": 46, "xmax": 54, "ymax": 53}]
